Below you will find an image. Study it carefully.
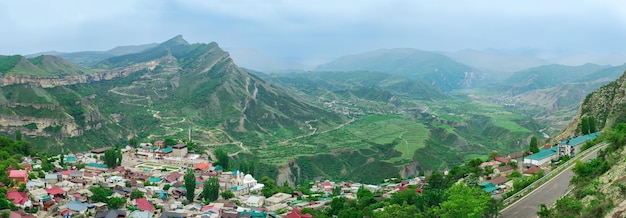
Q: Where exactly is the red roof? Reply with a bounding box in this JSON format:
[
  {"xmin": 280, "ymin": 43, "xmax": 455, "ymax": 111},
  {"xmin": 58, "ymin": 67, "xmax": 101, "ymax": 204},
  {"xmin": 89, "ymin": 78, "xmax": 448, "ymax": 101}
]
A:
[
  {"xmin": 43, "ymin": 200, "xmax": 55, "ymax": 207},
  {"xmin": 61, "ymin": 170, "xmax": 71, "ymax": 175},
  {"xmin": 8, "ymin": 170, "xmax": 28, "ymax": 179},
  {"xmin": 72, "ymin": 193, "xmax": 85, "ymax": 200},
  {"xmin": 60, "ymin": 209, "xmax": 72, "ymax": 216},
  {"xmin": 166, "ymin": 172, "xmax": 183, "ymax": 182},
  {"xmin": 524, "ymin": 166, "xmax": 542, "ymax": 174},
  {"xmin": 46, "ymin": 186, "xmax": 65, "ymax": 195},
  {"xmin": 496, "ymin": 165, "xmax": 514, "ymax": 172},
  {"xmin": 321, "ymin": 182, "xmax": 333, "ymax": 187},
  {"xmin": 194, "ymin": 162, "xmax": 211, "ymax": 172},
  {"xmin": 494, "ymin": 157, "xmax": 510, "ymax": 163},
  {"xmin": 487, "ymin": 176, "xmax": 508, "ymax": 185},
  {"xmin": 508, "ymin": 151, "xmax": 524, "ymax": 159},
  {"xmin": 6, "ymin": 191, "xmax": 28, "ymax": 205},
  {"xmin": 136, "ymin": 198, "xmax": 155, "ymax": 212},
  {"xmin": 201, "ymin": 205, "xmax": 217, "ymax": 211},
  {"xmin": 287, "ymin": 209, "xmax": 312, "ymax": 218}
]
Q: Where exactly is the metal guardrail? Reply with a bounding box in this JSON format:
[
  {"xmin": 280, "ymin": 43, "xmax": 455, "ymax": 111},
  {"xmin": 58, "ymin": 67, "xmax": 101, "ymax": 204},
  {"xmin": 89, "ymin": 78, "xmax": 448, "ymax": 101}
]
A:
[{"xmin": 501, "ymin": 141, "xmax": 607, "ymax": 205}]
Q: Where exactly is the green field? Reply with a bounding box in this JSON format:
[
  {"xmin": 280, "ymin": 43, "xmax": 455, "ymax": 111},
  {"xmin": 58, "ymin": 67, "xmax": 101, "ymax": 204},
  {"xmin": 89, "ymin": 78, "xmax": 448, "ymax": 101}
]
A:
[{"xmin": 256, "ymin": 114, "xmax": 430, "ymax": 166}]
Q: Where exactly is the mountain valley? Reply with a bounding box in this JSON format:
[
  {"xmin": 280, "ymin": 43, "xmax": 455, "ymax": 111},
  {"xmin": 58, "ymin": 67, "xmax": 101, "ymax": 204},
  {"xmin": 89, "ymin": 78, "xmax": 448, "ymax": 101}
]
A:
[{"xmin": 0, "ymin": 35, "xmax": 625, "ymax": 184}]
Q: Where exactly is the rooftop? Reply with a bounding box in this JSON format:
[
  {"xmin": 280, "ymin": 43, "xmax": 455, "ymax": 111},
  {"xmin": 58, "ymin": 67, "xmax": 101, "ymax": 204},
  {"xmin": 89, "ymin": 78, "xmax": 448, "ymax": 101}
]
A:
[
  {"xmin": 525, "ymin": 146, "xmax": 558, "ymax": 161},
  {"xmin": 559, "ymin": 132, "xmax": 600, "ymax": 147},
  {"xmin": 9, "ymin": 170, "xmax": 28, "ymax": 178}
]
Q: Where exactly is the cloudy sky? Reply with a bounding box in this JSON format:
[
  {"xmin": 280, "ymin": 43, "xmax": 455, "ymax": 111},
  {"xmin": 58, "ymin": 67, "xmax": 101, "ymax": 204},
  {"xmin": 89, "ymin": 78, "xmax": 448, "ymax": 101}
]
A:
[{"xmin": 1, "ymin": 0, "xmax": 625, "ymax": 61}]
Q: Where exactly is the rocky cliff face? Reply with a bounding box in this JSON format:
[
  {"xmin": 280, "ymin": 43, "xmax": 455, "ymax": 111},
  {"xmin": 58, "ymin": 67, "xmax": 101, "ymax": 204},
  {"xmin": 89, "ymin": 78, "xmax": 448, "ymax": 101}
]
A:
[
  {"xmin": 555, "ymin": 70, "xmax": 626, "ymax": 141},
  {"xmin": 0, "ymin": 61, "xmax": 158, "ymax": 88}
]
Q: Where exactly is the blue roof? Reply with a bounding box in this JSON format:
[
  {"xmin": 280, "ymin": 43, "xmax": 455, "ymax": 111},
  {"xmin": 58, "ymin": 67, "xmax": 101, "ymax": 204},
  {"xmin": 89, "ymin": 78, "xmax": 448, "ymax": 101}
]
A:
[
  {"xmin": 64, "ymin": 156, "xmax": 77, "ymax": 163},
  {"xmin": 214, "ymin": 165, "xmax": 223, "ymax": 171},
  {"xmin": 231, "ymin": 186, "xmax": 246, "ymax": 191},
  {"xmin": 159, "ymin": 146, "xmax": 173, "ymax": 153},
  {"xmin": 67, "ymin": 200, "xmax": 90, "ymax": 212},
  {"xmin": 482, "ymin": 185, "xmax": 499, "ymax": 193},
  {"xmin": 85, "ymin": 163, "xmax": 107, "ymax": 168},
  {"xmin": 149, "ymin": 177, "xmax": 162, "ymax": 183},
  {"xmin": 559, "ymin": 132, "xmax": 600, "ymax": 147},
  {"xmin": 526, "ymin": 147, "xmax": 557, "ymax": 161},
  {"xmin": 231, "ymin": 170, "xmax": 240, "ymax": 176}
]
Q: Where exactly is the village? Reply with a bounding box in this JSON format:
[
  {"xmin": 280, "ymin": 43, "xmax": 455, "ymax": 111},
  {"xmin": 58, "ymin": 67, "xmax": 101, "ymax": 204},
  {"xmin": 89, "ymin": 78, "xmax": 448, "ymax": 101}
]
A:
[{"xmin": 1, "ymin": 132, "xmax": 599, "ymax": 218}]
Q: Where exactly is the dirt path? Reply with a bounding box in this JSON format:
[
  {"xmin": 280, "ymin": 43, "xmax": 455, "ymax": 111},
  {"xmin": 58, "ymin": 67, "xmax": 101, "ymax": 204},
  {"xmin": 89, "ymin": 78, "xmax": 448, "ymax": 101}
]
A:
[{"xmin": 279, "ymin": 117, "xmax": 356, "ymax": 145}]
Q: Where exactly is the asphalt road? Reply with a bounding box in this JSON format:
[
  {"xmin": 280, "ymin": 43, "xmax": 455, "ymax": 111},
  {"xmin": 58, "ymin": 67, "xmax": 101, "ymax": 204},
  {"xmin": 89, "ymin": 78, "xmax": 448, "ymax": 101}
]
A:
[{"xmin": 500, "ymin": 145, "xmax": 604, "ymax": 218}]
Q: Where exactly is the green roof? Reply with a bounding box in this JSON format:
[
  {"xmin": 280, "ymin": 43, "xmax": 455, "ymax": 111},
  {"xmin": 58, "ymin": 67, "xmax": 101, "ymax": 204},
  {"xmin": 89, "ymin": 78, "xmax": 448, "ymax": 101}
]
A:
[
  {"xmin": 159, "ymin": 146, "xmax": 173, "ymax": 153},
  {"xmin": 479, "ymin": 182, "xmax": 498, "ymax": 193},
  {"xmin": 559, "ymin": 132, "xmax": 600, "ymax": 147},
  {"xmin": 85, "ymin": 163, "xmax": 107, "ymax": 168},
  {"xmin": 526, "ymin": 147, "xmax": 557, "ymax": 161}
]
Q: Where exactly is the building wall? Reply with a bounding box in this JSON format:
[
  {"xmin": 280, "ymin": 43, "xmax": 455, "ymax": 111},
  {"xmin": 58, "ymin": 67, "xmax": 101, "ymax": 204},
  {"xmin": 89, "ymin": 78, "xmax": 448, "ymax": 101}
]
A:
[{"xmin": 172, "ymin": 147, "xmax": 188, "ymax": 157}]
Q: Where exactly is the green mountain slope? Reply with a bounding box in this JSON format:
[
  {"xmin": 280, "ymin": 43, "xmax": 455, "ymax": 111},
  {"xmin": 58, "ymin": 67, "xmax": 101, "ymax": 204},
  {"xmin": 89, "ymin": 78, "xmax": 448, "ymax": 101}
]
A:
[
  {"xmin": 0, "ymin": 55, "xmax": 92, "ymax": 75},
  {"xmin": 0, "ymin": 36, "xmax": 346, "ymax": 152},
  {"xmin": 314, "ymin": 48, "xmax": 486, "ymax": 91},
  {"xmin": 501, "ymin": 63, "xmax": 607, "ymax": 95},
  {"xmin": 28, "ymin": 43, "xmax": 158, "ymax": 67},
  {"xmin": 558, "ymin": 69, "xmax": 626, "ymax": 138},
  {"xmin": 261, "ymin": 71, "xmax": 541, "ymax": 183}
]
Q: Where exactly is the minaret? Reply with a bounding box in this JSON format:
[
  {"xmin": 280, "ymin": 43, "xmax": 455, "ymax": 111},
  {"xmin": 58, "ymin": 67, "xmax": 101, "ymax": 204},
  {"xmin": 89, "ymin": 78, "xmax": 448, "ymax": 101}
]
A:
[{"xmin": 188, "ymin": 125, "xmax": 191, "ymax": 142}]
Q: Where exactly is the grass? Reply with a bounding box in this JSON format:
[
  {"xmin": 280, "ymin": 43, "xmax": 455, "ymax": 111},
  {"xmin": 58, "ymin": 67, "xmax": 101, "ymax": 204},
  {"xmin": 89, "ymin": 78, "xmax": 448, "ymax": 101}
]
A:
[{"xmin": 258, "ymin": 114, "xmax": 430, "ymax": 166}]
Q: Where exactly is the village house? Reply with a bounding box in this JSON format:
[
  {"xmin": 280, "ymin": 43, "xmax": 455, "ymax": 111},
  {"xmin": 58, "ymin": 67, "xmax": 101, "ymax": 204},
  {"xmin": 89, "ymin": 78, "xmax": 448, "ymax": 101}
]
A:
[
  {"xmin": 172, "ymin": 143, "xmax": 188, "ymax": 157},
  {"xmin": 494, "ymin": 165, "xmax": 515, "ymax": 177},
  {"xmin": 154, "ymin": 140, "xmax": 165, "ymax": 149},
  {"xmin": 245, "ymin": 195, "xmax": 265, "ymax": 207},
  {"xmin": 524, "ymin": 146, "xmax": 558, "ymax": 166},
  {"xmin": 6, "ymin": 190, "xmax": 32, "ymax": 208},
  {"xmin": 265, "ymin": 192, "xmax": 292, "ymax": 206},
  {"xmin": 479, "ymin": 161, "xmax": 501, "ymax": 168},
  {"xmin": 558, "ymin": 132, "xmax": 600, "ymax": 157},
  {"xmin": 523, "ymin": 166, "xmax": 543, "ymax": 176},
  {"xmin": 9, "ymin": 170, "xmax": 28, "ymax": 184},
  {"xmin": 135, "ymin": 198, "xmax": 155, "ymax": 212},
  {"xmin": 286, "ymin": 208, "xmax": 313, "ymax": 218}
]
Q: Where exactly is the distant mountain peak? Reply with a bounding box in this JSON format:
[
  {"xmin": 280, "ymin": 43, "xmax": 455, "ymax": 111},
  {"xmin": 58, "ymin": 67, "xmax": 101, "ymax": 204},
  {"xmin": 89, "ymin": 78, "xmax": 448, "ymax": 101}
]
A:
[{"xmin": 162, "ymin": 35, "xmax": 189, "ymax": 46}]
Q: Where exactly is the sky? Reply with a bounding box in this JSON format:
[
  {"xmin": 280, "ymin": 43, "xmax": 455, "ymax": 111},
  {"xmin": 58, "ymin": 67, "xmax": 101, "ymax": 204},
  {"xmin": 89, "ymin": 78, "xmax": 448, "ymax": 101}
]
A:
[{"xmin": 1, "ymin": 0, "xmax": 625, "ymax": 63}]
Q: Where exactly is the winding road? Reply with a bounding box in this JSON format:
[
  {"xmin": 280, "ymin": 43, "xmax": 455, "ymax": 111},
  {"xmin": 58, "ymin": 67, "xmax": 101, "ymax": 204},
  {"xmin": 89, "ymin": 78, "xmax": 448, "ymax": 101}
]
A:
[{"xmin": 500, "ymin": 143, "xmax": 607, "ymax": 217}]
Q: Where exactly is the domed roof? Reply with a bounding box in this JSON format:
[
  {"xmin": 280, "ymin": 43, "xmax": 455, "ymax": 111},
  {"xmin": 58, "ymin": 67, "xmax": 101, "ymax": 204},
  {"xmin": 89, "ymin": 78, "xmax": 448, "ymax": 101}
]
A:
[{"xmin": 243, "ymin": 174, "xmax": 255, "ymax": 182}]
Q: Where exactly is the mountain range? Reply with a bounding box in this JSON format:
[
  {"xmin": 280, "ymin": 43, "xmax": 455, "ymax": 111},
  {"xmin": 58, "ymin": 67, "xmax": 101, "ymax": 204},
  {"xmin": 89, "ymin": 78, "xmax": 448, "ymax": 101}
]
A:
[{"xmin": 1, "ymin": 35, "xmax": 625, "ymax": 184}]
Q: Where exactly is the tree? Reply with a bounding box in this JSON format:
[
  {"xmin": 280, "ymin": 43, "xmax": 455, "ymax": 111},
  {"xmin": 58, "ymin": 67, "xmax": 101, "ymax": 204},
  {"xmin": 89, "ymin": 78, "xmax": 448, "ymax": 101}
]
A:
[
  {"xmin": 17, "ymin": 183, "xmax": 26, "ymax": 193},
  {"xmin": 580, "ymin": 117, "xmax": 590, "ymax": 134},
  {"xmin": 164, "ymin": 137, "xmax": 177, "ymax": 146},
  {"xmin": 184, "ymin": 168, "xmax": 196, "ymax": 202},
  {"xmin": 130, "ymin": 190, "xmax": 144, "ymax": 200},
  {"xmin": 129, "ymin": 137, "xmax": 139, "ymax": 147},
  {"xmin": 103, "ymin": 148, "xmax": 122, "ymax": 168},
  {"xmin": 328, "ymin": 197, "xmax": 346, "ymax": 216},
  {"xmin": 553, "ymin": 196, "xmax": 582, "ymax": 217},
  {"xmin": 261, "ymin": 176, "xmax": 277, "ymax": 197},
  {"xmin": 529, "ymin": 136, "xmax": 539, "ymax": 153},
  {"xmin": 537, "ymin": 204, "xmax": 552, "ymax": 217},
  {"xmin": 488, "ymin": 151, "xmax": 499, "ymax": 161},
  {"xmin": 89, "ymin": 186, "xmax": 114, "ymax": 203},
  {"xmin": 107, "ymin": 197, "xmax": 126, "ymax": 209},
  {"xmin": 200, "ymin": 177, "xmax": 220, "ymax": 202},
  {"xmin": 435, "ymin": 183, "xmax": 491, "ymax": 218},
  {"xmin": 221, "ymin": 190, "xmax": 235, "ymax": 200},
  {"xmin": 59, "ymin": 153, "xmax": 65, "ymax": 167},
  {"xmin": 374, "ymin": 202, "xmax": 418, "ymax": 218},
  {"xmin": 588, "ymin": 117, "xmax": 596, "ymax": 133},
  {"xmin": 214, "ymin": 148, "xmax": 229, "ymax": 170},
  {"xmin": 14, "ymin": 129, "xmax": 21, "ymax": 141}
]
